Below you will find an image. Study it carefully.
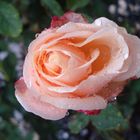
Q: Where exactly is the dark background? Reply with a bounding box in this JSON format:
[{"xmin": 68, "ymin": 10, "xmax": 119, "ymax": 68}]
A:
[{"xmin": 0, "ymin": 0, "xmax": 140, "ymax": 140}]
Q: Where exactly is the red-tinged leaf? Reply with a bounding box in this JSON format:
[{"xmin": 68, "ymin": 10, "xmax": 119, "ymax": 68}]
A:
[{"xmin": 77, "ymin": 109, "xmax": 101, "ymax": 115}]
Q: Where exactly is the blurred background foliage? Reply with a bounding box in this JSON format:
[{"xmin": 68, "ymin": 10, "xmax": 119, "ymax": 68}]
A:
[{"xmin": 0, "ymin": 0, "xmax": 140, "ymax": 140}]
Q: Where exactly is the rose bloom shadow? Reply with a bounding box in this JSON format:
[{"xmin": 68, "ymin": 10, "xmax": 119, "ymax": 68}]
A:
[{"xmin": 15, "ymin": 11, "xmax": 140, "ymax": 120}]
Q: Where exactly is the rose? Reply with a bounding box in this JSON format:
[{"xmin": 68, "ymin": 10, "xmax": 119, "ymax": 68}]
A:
[{"xmin": 15, "ymin": 12, "xmax": 140, "ymax": 120}]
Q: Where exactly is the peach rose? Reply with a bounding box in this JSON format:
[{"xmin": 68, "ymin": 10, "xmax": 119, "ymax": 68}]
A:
[{"xmin": 15, "ymin": 12, "xmax": 140, "ymax": 120}]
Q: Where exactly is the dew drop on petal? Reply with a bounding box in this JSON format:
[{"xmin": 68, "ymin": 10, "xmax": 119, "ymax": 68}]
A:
[
  {"xmin": 124, "ymin": 53, "xmax": 128, "ymax": 59},
  {"xmin": 28, "ymin": 79, "xmax": 32, "ymax": 88},
  {"xmin": 108, "ymin": 96, "xmax": 117, "ymax": 103}
]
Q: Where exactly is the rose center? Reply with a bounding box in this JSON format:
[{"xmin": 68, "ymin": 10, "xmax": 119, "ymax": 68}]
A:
[{"xmin": 45, "ymin": 51, "xmax": 69, "ymax": 76}]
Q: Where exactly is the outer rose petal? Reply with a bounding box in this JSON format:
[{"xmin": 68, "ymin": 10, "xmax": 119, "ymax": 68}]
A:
[
  {"xmin": 115, "ymin": 34, "xmax": 140, "ymax": 80},
  {"xmin": 41, "ymin": 94, "xmax": 107, "ymax": 110},
  {"xmin": 93, "ymin": 17, "xmax": 140, "ymax": 80},
  {"xmin": 57, "ymin": 22, "xmax": 95, "ymax": 33},
  {"xmin": 97, "ymin": 81, "xmax": 127, "ymax": 100},
  {"xmin": 51, "ymin": 11, "xmax": 87, "ymax": 28},
  {"xmin": 93, "ymin": 17, "xmax": 117, "ymax": 27},
  {"xmin": 63, "ymin": 11, "xmax": 88, "ymax": 23},
  {"xmin": 15, "ymin": 78, "xmax": 67, "ymax": 120}
]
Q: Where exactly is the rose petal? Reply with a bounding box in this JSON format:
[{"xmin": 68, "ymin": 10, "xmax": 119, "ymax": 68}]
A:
[
  {"xmin": 41, "ymin": 94, "xmax": 107, "ymax": 110},
  {"xmin": 28, "ymin": 30, "xmax": 63, "ymax": 52},
  {"xmin": 63, "ymin": 11, "xmax": 88, "ymax": 23},
  {"xmin": 93, "ymin": 17, "xmax": 117, "ymax": 27},
  {"xmin": 50, "ymin": 11, "xmax": 87, "ymax": 28},
  {"xmin": 79, "ymin": 27, "xmax": 129, "ymax": 72},
  {"xmin": 115, "ymin": 34, "xmax": 140, "ymax": 80},
  {"xmin": 47, "ymin": 49, "xmax": 99, "ymax": 86},
  {"xmin": 94, "ymin": 17, "xmax": 140, "ymax": 80},
  {"xmin": 75, "ymin": 73, "xmax": 116, "ymax": 95},
  {"xmin": 15, "ymin": 78, "xmax": 67, "ymax": 120},
  {"xmin": 97, "ymin": 81, "xmax": 127, "ymax": 100},
  {"xmin": 51, "ymin": 16, "xmax": 68, "ymax": 28},
  {"xmin": 57, "ymin": 22, "xmax": 95, "ymax": 33}
]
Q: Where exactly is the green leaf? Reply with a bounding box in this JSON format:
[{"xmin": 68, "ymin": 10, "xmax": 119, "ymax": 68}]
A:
[
  {"xmin": 67, "ymin": 0, "xmax": 90, "ymax": 10},
  {"xmin": 0, "ymin": 40, "xmax": 8, "ymax": 51},
  {"xmin": 0, "ymin": 103, "xmax": 11, "ymax": 115},
  {"xmin": 90, "ymin": 104, "xmax": 128, "ymax": 130},
  {"xmin": 123, "ymin": 20, "xmax": 135, "ymax": 34},
  {"xmin": 129, "ymin": 79, "xmax": 140, "ymax": 93},
  {"xmin": 68, "ymin": 113, "xmax": 90, "ymax": 134},
  {"xmin": 100, "ymin": 131, "xmax": 125, "ymax": 140},
  {"xmin": 0, "ymin": 1, "xmax": 22, "ymax": 37},
  {"xmin": 2, "ymin": 53, "xmax": 17, "ymax": 80},
  {"xmin": 41, "ymin": 0, "xmax": 63, "ymax": 16},
  {"xmin": 118, "ymin": 105, "xmax": 133, "ymax": 119},
  {"xmin": 0, "ymin": 133, "xmax": 6, "ymax": 140},
  {"xmin": 92, "ymin": 0, "xmax": 107, "ymax": 17},
  {"xmin": 118, "ymin": 81, "xmax": 140, "ymax": 109}
]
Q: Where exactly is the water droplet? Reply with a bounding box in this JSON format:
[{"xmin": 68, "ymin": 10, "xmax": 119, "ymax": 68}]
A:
[
  {"xmin": 124, "ymin": 53, "xmax": 128, "ymax": 59},
  {"xmin": 108, "ymin": 96, "xmax": 117, "ymax": 103},
  {"xmin": 114, "ymin": 97, "xmax": 117, "ymax": 100},
  {"xmin": 35, "ymin": 33, "xmax": 39, "ymax": 38},
  {"xmin": 28, "ymin": 79, "xmax": 32, "ymax": 88}
]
